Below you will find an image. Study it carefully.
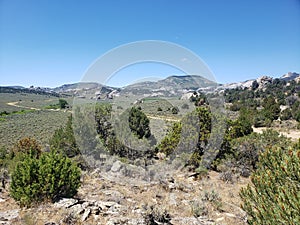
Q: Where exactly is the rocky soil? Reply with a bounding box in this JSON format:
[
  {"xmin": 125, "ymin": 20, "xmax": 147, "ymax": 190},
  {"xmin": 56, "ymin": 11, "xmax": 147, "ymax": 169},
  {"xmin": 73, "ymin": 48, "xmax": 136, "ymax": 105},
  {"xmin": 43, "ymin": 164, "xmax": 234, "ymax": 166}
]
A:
[{"xmin": 0, "ymin": 160, "xmax": 250, "ymax": 225}]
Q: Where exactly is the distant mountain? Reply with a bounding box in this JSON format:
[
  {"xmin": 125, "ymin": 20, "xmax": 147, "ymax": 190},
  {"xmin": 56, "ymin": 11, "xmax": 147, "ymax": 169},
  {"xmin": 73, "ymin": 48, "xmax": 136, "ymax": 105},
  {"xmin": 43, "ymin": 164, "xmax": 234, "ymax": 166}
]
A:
[
  {"xmin": 121, "ymin": 75, "xmax": 218, "ymax": 97},
  {"xmin": 52, "ymin": 82, "xmax": 121, "ymax": 99},
  {"xmin": 1, "ymin": 72, "xmax": 298, "ymax": 99},
  {"xmin": 53, "ymin": 82, "xmax": 103, "ymax": 93},
  {"xmin": 4, "ymin": 85, "xmax": 26, "ymax": 89},
  {"xmin": 280, "ymin": 72, "xmax": 300, "ymax": 82},
  {"xmin": 0, "ymin": 86, "xmax": 60, "ymax": 97}
]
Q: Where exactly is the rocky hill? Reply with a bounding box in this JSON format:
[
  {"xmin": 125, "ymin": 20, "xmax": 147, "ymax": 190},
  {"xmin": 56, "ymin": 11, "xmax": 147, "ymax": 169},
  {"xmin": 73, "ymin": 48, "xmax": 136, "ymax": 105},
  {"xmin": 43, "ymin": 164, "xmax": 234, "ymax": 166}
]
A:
[
  {"xmin": 121, "ymin": 75, "xmax": 218, "ymax": 97},
  {"xmin": 200, "ymin": 72, "xmax": 300, "ymax": 93},
  {"xmin": 1, "ymin": 72, "xmax": 298, "ymax": 100}
]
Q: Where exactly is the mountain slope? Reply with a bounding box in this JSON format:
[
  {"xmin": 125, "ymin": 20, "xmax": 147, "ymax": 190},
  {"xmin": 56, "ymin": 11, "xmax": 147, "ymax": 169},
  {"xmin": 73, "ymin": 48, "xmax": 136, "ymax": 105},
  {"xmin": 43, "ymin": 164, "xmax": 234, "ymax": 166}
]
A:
[{"xmin": 122, "ymin": 75, "xmax": 217, "ymax": 97}]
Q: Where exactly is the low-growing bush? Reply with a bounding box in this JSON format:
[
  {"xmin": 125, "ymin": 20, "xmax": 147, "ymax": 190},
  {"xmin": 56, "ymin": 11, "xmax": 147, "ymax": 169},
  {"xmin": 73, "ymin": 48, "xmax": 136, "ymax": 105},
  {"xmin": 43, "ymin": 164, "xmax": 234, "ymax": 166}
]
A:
[
  {"xmin": 143, "ymin": 204, "xmax": 172, "ymax": 225},
  {"xmin": 10, "ymin": 149, "xmax": 81, "ymax": 207},
  {"xmin": 13, "ymin": 137, "xmax": 42, "ymax": 158}
]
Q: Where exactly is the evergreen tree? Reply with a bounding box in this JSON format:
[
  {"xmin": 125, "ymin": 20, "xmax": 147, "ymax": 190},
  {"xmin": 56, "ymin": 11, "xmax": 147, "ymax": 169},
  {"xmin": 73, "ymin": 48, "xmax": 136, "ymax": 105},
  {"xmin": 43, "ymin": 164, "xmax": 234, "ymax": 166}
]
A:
[
  {"xmin": 50, "ymin": 114, "xmax": 80, "ymax": 157},
  {"xmin": 58, "ymin": 99, "xmax": 68, "ymax": 109},
  {"xmin": 240, "ymin": 145, "xmax": 300, "ymax": 224},
  {"xmin": 128, "ymin": 107, "xmax": 151, "ymax": 139},
  {"xmin": 10, "ymin": 149, "xmax": 81, "ymax": 207}
]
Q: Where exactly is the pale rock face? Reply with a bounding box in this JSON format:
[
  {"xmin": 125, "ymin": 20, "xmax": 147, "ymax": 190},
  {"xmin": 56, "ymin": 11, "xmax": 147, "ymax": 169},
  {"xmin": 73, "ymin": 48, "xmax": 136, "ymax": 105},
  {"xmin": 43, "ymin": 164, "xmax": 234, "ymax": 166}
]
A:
[
  {"xmin": 281, "ymin": 72, "xmax": 300, "ymax": 81},
  {"xmin": 256, "ymin": 76, "xmax": 273, "ymax": 89}
]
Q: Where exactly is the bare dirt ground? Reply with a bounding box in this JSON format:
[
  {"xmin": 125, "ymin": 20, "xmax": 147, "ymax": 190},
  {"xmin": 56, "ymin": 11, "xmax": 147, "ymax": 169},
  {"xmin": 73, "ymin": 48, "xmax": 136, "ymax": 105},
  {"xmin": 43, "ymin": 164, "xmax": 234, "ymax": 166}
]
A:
[
  {"xmin": 6, "ymin": 102, "xmax": 41, "ymax": 111},
  {"xmin": 252, "ymin": 126, "xmax": 300, "ymax": 141}
]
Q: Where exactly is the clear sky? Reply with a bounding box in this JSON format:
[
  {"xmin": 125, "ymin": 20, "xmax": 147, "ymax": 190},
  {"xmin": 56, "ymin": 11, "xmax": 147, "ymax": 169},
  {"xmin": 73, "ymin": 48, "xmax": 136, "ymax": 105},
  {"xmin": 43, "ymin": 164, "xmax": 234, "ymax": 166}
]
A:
[{"xmin": 1, "ymin": 0, "xmax": 299, "ymax": 87}]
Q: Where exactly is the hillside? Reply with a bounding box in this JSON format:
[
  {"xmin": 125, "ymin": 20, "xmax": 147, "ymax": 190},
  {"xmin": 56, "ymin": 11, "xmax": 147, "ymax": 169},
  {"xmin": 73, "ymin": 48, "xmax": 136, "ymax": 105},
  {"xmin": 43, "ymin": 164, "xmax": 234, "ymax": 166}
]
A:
[
  {"xmin": 0, "ymin": 72, "xmax": 299, "ymax": 225},
  {"xmin": 122, "ymin": 75, "xmax": 218, "ymax": 97}
]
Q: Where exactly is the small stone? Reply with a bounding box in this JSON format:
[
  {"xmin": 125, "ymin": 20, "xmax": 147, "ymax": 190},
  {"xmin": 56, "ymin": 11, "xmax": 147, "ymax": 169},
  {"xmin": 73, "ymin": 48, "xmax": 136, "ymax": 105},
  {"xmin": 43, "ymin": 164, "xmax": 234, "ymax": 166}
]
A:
[
  {"xmin": 97, "ymin": 201, "xmax": 116, "ymax": 208},
  {"xmin": 111, "ymin": 161, "xmax": 122, "ymax": 172},
  {"xmin": 0, "ymin": 209, "xmax": 19, "ymax": 222},
  {"xmin": 69, "ymin": 204, "xmax": 84, "ymax": 215},
  {"xmin": 90, "ymin": 206, "xmax": 101, "ymax": 215},
  {"xmin": 225, "ymin": 212, "xmax": 236, "ymax": 218},
  {"xmin": 82, "ymin": 201, "xmax": 90, "ymax": 208},
  {"xmin": 81, "ymin": 208, "xmax": 91, "ymax": 222},
  {"xmin": 216, "ymin": 217, "xmax": 224, "ymax": 221},
  {"xmin": 54, "ymin": 198, "xmax": 78, "ymax": 208}
]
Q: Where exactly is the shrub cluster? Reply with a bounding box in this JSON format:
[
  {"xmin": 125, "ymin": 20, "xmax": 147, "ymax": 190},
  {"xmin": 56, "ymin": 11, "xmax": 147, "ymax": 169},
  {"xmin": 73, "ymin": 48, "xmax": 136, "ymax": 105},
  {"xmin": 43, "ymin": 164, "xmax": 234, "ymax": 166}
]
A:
[{"xmin": 10, "ymin": 148, "xmax": 80, "ymax": 207}]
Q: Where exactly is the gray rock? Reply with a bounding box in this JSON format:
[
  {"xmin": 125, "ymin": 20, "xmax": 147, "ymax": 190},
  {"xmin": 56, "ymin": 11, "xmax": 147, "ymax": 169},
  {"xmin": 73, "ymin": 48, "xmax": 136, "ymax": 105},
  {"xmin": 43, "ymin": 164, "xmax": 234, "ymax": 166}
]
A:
[
  {"xmin": 0, "ymin": 209, "xmax": 19, "ymax": 222},
  {"xmin": 90, "ymin": 205, "xmax": 101, "ymax": 215},
  {"xmin": 171, "ymin": 216, "xmax": 215, "ymax": 225},
  {"xmin": 106, "ymin": 203, "xmax": 122, "ymax": 214},
  {"xmin": 54, "ymin": 198, "xmax": 78, "ymax": 208},
  {"xmin": 111, "ymin": 161, "xmax": 123, "ymax": 172},
  {"xmin": 81, "ymin": 208, "xmax": 91, "ymax": 222},
  {"xmin": 97, "ymin": 201, "xmax": 116, "ymax": 209},
  {"xmin": 69, "ymin": 204, "xmax": 84, "ymax": 215}
]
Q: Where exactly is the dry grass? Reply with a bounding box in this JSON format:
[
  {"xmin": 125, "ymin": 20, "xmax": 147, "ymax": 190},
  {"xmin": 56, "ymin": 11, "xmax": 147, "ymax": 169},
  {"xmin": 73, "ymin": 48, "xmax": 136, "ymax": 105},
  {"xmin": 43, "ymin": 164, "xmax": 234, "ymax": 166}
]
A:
[{"xmin": 0, "ymin": 169, "xmax": 249, "ymax": 225}]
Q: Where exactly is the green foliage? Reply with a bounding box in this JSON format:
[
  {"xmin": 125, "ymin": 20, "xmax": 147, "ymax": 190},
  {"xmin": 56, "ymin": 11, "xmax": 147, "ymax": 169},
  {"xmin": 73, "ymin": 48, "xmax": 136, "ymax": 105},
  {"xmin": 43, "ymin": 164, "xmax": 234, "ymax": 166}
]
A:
[
  {"xmin": 291, "ymin": 101, "xmax": 300, "ymax": 122},
  {"xmin": 251, "ymin": 80, "xmax": 259, "ymax": 90},
  {"xmin": 262, "ymin": 96, "xmax": 280, "ymax": 121},
  {"xmin": 38, "ymin": 150, "xmax": 81, "ymax": 201},
  {"xmin": 252, "ymin": 96, "xmax": 280, "ymax": 127},
  {"xmin": 190, "ymin": 92, "xmax": 207, "ymax": 106},
  {"xmin": 0, "ymin": 109, "xmax": 36, "ymax": 116},
  {"xmin": 215, "ymin": 129, "xmax": 289, "ymax": 177},
  {"xmin": 128, "ymin": 107, "xmax": 151, "ymax": 139},
  {"xmin": 240, "ymin": 145, "xmax": 300, "ymax": 225},
  {"xmin": 10, "ymin": 149, "xmax": 81, "ymax": 207},
  {"xmin": 49, "ymin": 114, "xmax": 80, "ymax": 157},
  {"xmin": 0, "ymin": 147, "xmax": 11, "ymax": 168},
  {"xmin": 227, "ymin": 117, "xmax": 253, "ymax": 140},
  {"xmin": 0, "ymin": 111, "xmax": 9, "ymax": 116},
  {"xmin": 73, "ymin": 104, "xmax": 99, "ymax": 157},
  {"xmin": 58, "ymin": 99, "xmax": 68, "ymax": 109},
  {"xmin": 280, "ymin": 108, "xmax": 292, "ymax": 121},
  {"xmin": 9, "ymin": 150, "xmax": 40, "ymax": 206},
  {"xmin": 44, "ymin": 104, "xmax": 59, "ymax": 110},
  {"xmin": 0, "ymin": 110, "xmax": 69, "ymax": 150},
  {"xmin": 171, "ymin": 106, "xmax": 179, "ymax": 114},
  {"xmin": 45, "ymin": 99, "xmax": 69, "ymax": 110},
  {"xmin": 157, "ymin": 106, "xmax": 212, "ymax": 168},
  {"xmin": 157, "ymin": 122, "xmax": 182, "ymax": 155}
]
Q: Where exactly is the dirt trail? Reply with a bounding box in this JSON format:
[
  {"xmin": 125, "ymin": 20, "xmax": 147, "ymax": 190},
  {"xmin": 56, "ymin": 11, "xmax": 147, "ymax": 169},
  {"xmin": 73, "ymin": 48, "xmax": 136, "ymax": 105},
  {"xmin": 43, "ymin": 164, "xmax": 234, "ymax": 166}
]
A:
[
  {"xmin": 6, "ymin": 101, "xmax": 41, "ymax": 110},
  {"xmin": 146, "ymin": 114, "xmax": 180, "ymax": 122},
  {"xmin": 252, "ymin": 126, "xmax": 300, "ymax": 141}
]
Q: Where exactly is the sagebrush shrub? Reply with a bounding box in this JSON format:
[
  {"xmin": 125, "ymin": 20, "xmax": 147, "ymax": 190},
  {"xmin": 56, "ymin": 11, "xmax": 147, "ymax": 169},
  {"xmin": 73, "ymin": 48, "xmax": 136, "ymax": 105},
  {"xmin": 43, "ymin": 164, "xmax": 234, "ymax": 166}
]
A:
[
  {"xmin": 10, "ymin": 149, "xmax": 81, "ymax": 207},
  {"xmin": 13, "ymin": 137, "xmax": 42, "ymax": 158},
  {"xmin": 240, "ymin": 145, "xmax": 300, "ymax": 225},
  {"xmin": 143, "ymin": 204, "xmax": 172, "ymax": 225}
]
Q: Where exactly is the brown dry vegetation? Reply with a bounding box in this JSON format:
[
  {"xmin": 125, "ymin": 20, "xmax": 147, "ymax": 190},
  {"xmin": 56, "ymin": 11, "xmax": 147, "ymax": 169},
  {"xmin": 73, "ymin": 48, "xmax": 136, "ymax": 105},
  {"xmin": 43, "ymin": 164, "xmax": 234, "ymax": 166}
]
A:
[{"xmin": 0, "ymin": 169, "xmax": 249, "ymax": 225}]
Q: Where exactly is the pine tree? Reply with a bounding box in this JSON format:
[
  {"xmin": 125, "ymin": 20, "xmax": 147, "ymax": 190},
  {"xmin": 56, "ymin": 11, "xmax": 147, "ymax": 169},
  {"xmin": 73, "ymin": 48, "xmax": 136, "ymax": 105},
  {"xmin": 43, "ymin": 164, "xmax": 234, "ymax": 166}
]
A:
[
  {"xmin": 240, "ymin": 145, "xmax": 300, "ymax": 224},
  {"xmin": 10, "ymin": 149, "xmax": 81, "ymax": 207},
  {"xmin": 128, "ymin": 107, "xmax": 151, "ymax": 139}
]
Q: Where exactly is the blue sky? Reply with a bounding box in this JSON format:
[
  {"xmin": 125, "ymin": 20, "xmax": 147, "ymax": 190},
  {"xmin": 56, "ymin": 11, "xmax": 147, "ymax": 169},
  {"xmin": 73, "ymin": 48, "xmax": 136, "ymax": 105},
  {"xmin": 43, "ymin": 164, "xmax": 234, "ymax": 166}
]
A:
[{"xmin": 1, "ymin": 0, "xmax": 299, "ymax": 87}]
